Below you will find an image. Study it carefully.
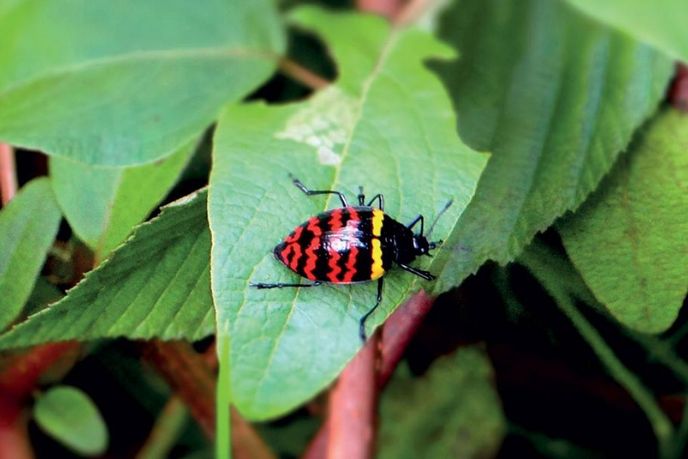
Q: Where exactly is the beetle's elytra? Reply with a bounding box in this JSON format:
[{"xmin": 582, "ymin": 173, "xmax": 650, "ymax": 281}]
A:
[{"xmin": 252, "ymin": 175, "xmax": 451, "ymax": 342}]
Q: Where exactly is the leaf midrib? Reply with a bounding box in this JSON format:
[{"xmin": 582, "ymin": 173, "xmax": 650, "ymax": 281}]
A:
[
  {"xmin": 248, "ymin": 26, "xmax": 404, "ymax": 410},
  {"xmin": 0, "ymin": 46, "xmax": 279, "ymax": 97}
]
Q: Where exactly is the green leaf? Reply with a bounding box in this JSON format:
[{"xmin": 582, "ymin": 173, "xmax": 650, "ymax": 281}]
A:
[
  {"xmin": 0, "ymin": 190, "xmax": 213, "ymax": 348},
  {"xmin": 564, "ymin": 0, "xmax": 688, "ymax": 62},
  {"xmin": 209, "ymin": 6, "xmax": 487, "ymax": 420},
  {"xmin": 379, "ymin": 347, "xmax": 505, "ymax": 459},
  {"xmin": 433, "ymin": 0, "xmax": 673, "ymax": 292},
  {"xmin": 0, "ymin": 0, "xmax": 284, "ymax": 166},
  {"xmin": 0, "ymin": 178, "xmax": 61, "ymax": 331},
  {"xmin": 559, "ymin": 109, "xmax": 688, "ymax": 334},
  {"xmin": 33, "ymin": 385, "xmax": 108, "ymax": 456},
  {"xmin": 518, "ymin": 241, "xmax": 674, "ymax": 455},
  {"xmin": 50, "ymin": 139, "xmax": 195, "ymax": 260}
]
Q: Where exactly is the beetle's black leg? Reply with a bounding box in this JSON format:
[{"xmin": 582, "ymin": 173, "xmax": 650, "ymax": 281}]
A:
[
  {"xmin": 406, "ymin": 214, "xmax": 424, "ymax": 235},
  {"xmin": 290, "ymin": 175, "xmax": 348, "ymax": 207},
  {"xmin": 251, "ymin": 281, "xmax": 323, "ymax": 289},
  {"xmin": 358, "ymin": 186, "xmax": 365, "ymax": 206},
  {"xmin": 397, "ymin": 263, "xmax": 435, "ymax": 281},
  {"xmin": 359, "ymin": 278, "xmax": 384, "ymax": 342},
  {"xmin": 366, "ymin": 194, "xmax": 384, "ymax": 211}
]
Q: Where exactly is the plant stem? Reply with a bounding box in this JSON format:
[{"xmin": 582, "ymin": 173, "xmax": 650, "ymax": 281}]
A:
[
  {"xmin": 519, "ymin": 245, "xmax": 675, "ymax": 459},
  {"xmin": 217, "ymin": 335, "xmax": 231, "ymax": 459},
  {"xmin": 670, "ymin": 64, "xmax": 688, "ymax": 112},
  {"xmin": 356, "ymin": 0, "xmax": 404, "ymax": 18},
  {"xmin": 135, "ymin": 397, "xmax": 188, "ymax": 459},
  {"xmin": 0, "ymin": 342, "xmax": 80, "ymax": 459},
  {"xmin": 303, "ymin": 291, "xmax": 436, "ymax": 459},
  {"xmin": 0, "ymin": 143, "xmax": 17, "ymax": 206},
  {"xmin": 141, "ymin": 340, "xmax": 275, "ymax": 459},
  {"xmin": 141, "ymin": 340, "xmax": 215, "ymax": 437},
  {"xmin": 278, "ymin": 58, "xmax": 330, "ymax": 90},
  {"xmin": 326, "ymin": 333, "xmax": 379, "ymax": 459},
  {"xmin": 378, "ymin": 290, "xmax": 433, "ymax": 387}
]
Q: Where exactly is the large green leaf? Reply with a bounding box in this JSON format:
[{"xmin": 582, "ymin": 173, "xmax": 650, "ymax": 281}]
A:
[
  {"xmin": 209, "ymin": 7, "xmax": 487, "ymax": 420},
  {"xmin": 433, "ymin": 0, "xmax": 673, "ymax": 292},
  {"xmin": 379, "ymin": 347, "xmax": 505, "ymax": 459},
  {"xmin": 0, "ymin": 0, "xmax": 284, "ymax": 166},
  {"xmin": 0, "ymin": 178, "xmax": 61, "ymax": 331},
  {"xmin": 0, "ymin": 190, "xmax": 213, "ymax": 348},
  {"xmin": 564, "ymin": 0, "xmax": 688, "ymax": 62},
  {"xmin": 559, "ymin": 109, "xmax": 688, "ymax": 334},
  {"xmin": 33, "ymin": 385, "xmax": 108, "ymax": 457},
  {"xmin": 50, "ymin": 139, "xmax": 195, "ymax": 260}
]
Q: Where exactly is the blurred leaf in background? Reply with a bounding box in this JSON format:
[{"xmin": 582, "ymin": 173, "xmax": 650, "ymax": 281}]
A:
[
  {"xmin": 379, "ymin": 347, "xmax": 505, "ymax": 459},
  {"xmin": 559, "ymin": 109, "xmax": 688, "ymax": 334}
]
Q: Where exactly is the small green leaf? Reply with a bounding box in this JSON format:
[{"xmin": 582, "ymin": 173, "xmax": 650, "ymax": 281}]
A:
[
  {"xmin": 0, "ymin": 0, "xmax": 284, "ymax": 165},
  {"xmin": 33, "ymin": 385, "xmax": 108, "ymax": 456},
  {"xmin": 559, "ymin": 110, "xmax": 688, "ymax": 334},
  {"xmin": 50, "ymin": 139, "xmax": 195, "ymax": 260},
  {"xmin": 564, "ymin": 0, "xmax": 688, "ymax": 62},
  {"xmin": 0, "ymin": 190, "xmax": 213, "ymax": 348},
  {"xmin": 379, "ymin": 347, "xmax": 505, "ymax": 459},
  {"xmin": 0, "ymin": 178, "xmax": 61, "ymax": 330},
  {"xmin": 210, "ymin": 6, "xmax": 487, "ymax": 420},
  {"xmin": 433, "ymin": 0, "xmax": 673, "ymax": 292}
]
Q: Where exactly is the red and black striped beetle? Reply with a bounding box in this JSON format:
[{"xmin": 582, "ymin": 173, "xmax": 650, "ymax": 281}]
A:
[{"xmin": 252, "ymin": 175, "xmax": 451, "ymax": 341}]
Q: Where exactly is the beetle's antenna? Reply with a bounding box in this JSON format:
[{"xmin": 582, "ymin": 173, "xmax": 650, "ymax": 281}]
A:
[{"xmin": 426, "ymin": 200, "xmax": 453, "ymax": 238}]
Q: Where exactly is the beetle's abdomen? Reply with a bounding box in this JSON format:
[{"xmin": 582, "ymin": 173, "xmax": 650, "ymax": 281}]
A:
[{"xmin": 274, "ymin": 207, "xmax": 392, "ymax": 283}]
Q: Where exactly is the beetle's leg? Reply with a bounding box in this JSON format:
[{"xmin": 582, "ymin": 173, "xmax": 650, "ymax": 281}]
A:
[
  {"xmin": 290, "ymin": 174, "xmax": 348, "ymax": 207},
  {"xmin": 397, "ymin": 263, "xmax": 435, "ymax": 281},
  {"xmin": 251, "ymin": 281, "xmax": 323, "ymax": 289},
  {"xmin": 359, "ymin": 278, "xmax": 384, "ymax": 342},
  {"xmin": 406, "ymin": 214, "xmax": 424, "ymax": 235},
  {"xmin": 366, "ymin": 194, "xmax": 384, "ymax": 210}
]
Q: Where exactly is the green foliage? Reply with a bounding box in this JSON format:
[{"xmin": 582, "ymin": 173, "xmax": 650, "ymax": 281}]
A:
[
  {"xmin": 432, "ymin": 0, "xmax": 673, "ymax": 291},
  {"xmin": 33, "ymin": 385, "xmax": 108, "ymax": 456},
  {"xmin": 50, "ymin": 139, "xmax": 195, "ymax": 260},
  {"xmin": 0, "ymin": 0, "xmax": 284, "ymax": 166},
  {"xmin": 0, "ymin": 190, "xmax": 213, "ymax": 348},
  {"xmin": 209, "ymin": 6, "xmax": 487, "ymax": 419},
  {"xmin": 518, "ymin": 242, "xmax": 675, "ymax": 457},
  {"xmin": 0, "ymin": 178, "xmax": 61, "ymax": 330},
  {"xmin": 559, "ymin": 110, "xmax": 688, "ymax": 334},
  {"xmin": 378, "ymin": 347, "xmax": 505, "ymax": 459},
  {"xmin": 565, "ymin": 0, "xmax": 688, "ymax": 62}
]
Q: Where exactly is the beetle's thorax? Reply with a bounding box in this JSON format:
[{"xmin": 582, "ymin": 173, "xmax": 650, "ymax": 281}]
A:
[{"xmin": 383, "ymin": 219, "xmax": 417, "ymax": 265}]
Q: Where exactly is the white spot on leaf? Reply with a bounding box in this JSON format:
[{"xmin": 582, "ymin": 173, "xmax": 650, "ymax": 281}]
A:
[{"xmin": 276, "ymin": 87, "xmax": 357, "ymax": 165}]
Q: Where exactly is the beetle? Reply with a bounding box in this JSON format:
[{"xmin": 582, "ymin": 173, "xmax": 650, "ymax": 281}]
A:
[{"xmin": 251, "ymin": 175, "xmax": 451, "ymax": 341}]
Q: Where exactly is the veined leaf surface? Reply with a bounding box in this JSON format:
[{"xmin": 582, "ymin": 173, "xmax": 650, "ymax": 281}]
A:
[
  {"xmin": 0, "ymin": 190, "xmax": 213, "ymax": 347},
  {"xmin": 50, "ymin": 139, "xmax": 196, "ymax": 260},
  {"xmin": 0, "ymin": 0, "xmax": 284, "ymax": 165},
  {"xmin": 433, "ymin": 0, "xmax": 673, "ymax": 291},
  {"xmin": 209, "ymin": 7, "xmax": 487, "ymax": 419},
  {"xmin": 0, "ymin": 178, "xmax": 62, "ymax": 330},
  {"xmin": 559, "ymin": 110, "xmax": 688, "ymax": 333}
]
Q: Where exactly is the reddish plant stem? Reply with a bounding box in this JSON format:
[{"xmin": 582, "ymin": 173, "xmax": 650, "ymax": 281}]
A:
[
  {"xmin": 141, "ymin": 341, "xmax": 216, "ymax": 438},
  {"xmin": 326, "ymin": 333, "xmax": 379, "ymax": 459},
  {"xmin": 0, "ymin": 342, "xmax": 80, "ymax": 459},
  {"xmin": 377, "ymin": 290, "xmax": 433, "ymax": 387},
  {"xmin": 141, "ymin": 340, "xmax": 276, "ymax": 459},
  {"xmin": 0, "ymin": 143, "xmax": 17, "ymax": 206},
  {"xmin": 278, "ymin": 58, "xmax": 330, "ymax": 91},
  {"xmin": 303, "ymin": 422, "xmax": 329, "ymax": 459},
  {"xmin": 304, "ymin": 291, "xmax": 436, "ymax": 459},
  {"xmin": 670, "ymin": 64, "xmax": 688, "ymax": 112},
  {"xmin": 357, "ymin": 0, "xmax": 405, "ymax": 18}
]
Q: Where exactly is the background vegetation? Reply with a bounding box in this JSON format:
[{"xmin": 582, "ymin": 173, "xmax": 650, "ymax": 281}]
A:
[{"xmin": 0, "ymin": 0, "xmax": 686, "ymax": 457}]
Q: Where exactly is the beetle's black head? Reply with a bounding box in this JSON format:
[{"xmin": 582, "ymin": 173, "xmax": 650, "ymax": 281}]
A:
[{"xmin": 412, "ymin": 234, "xmax": 442, "ymax": 257}]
